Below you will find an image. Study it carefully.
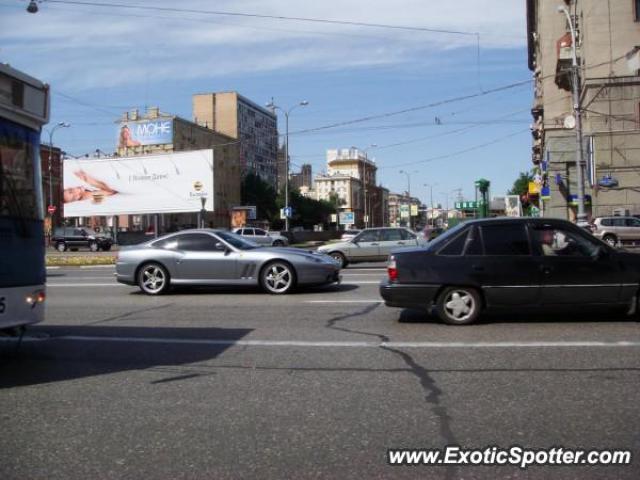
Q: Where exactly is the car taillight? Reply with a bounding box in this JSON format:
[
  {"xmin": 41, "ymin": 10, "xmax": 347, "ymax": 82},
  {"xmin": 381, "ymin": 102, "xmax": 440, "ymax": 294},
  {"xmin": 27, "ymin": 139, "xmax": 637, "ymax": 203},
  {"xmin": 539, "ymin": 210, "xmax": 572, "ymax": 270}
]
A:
[{"xmin": 387, "ymin": 256, "xmax": 398, "ymax": 282}]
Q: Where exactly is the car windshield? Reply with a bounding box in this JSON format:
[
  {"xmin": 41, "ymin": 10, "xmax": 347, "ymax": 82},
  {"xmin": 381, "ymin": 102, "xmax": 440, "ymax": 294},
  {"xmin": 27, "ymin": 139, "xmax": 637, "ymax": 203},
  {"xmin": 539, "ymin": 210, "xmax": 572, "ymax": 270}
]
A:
[
  {"xmin": 423, "ymin": 223, "xmax": 467, "ymax": 250},
  {"xmin": 215, "ymin": 231, "xmax": 260, "ymax": 250}
]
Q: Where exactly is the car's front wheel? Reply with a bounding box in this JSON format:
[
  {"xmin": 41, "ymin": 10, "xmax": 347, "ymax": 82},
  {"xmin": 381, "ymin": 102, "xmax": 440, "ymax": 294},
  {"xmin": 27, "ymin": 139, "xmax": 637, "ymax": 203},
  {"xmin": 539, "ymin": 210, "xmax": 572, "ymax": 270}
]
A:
[
  {"xmin": 435, "ymin": 286, "xmax": 481, "ymax": 325},
  {"xmin": 261, "ymin": 261, "xmax": 296, "ymax": 294},
  {"xmin": 55, "ymin": 242, "xmax": 66, "ymax": 252},
  {"xmin": 137, "ymin": 263, "xmax": 170, "ymax": 295},
  {"xmin": 272, "ymin": 240, "xmax": 285, "ymax": 247},
  {"xmin": 89, "ymin": 241, "xmax": 99, "ymax": 252}
]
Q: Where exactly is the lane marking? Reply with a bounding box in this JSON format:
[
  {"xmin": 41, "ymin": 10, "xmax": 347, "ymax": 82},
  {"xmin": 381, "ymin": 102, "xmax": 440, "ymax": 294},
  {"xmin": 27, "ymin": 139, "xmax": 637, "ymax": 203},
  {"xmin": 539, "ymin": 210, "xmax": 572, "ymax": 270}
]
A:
[
  {"xmin": 47, "ymin": 283, "xmax": 124, "ymax": 287},
  {"xmin": 304, "ymin": 300, "xmax": 384, "ymax": 303},
  {"xmin": 344, "ymin": 268, "xmax": 386, "ymax": 272},
  {"xmin": 80, "ymin": 265, "xmax": 115, "ymax": 269},
  {"xmin": 4, "ymin": 336, "xmax": 640, "ymax": 349},
  {"xmin": 340, "ymin": 274, "xmax": 384, "ymax": 277},
  {"xmin": 46, "ymin": 276, "xmax": 117, "ymax": 281},
  {"xmin": 45, "ymin": 266, "xmax": 60, "ymax": 270}
]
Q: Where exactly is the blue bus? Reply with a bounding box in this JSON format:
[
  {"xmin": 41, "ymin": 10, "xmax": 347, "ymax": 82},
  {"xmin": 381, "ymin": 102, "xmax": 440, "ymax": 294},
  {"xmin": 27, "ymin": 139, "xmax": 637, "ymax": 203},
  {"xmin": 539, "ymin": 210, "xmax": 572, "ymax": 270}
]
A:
[{"xmin": 0, "ymin": 63, "xmax": 50, "ymax": 332}]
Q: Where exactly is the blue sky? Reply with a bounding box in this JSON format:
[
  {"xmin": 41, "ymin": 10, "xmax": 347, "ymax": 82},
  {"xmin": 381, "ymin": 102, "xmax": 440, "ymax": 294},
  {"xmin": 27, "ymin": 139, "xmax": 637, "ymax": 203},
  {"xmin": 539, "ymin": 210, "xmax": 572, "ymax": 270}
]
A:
[{"xmin": 1, "ymin": 0, "xmax": 532, "ymax": 206}]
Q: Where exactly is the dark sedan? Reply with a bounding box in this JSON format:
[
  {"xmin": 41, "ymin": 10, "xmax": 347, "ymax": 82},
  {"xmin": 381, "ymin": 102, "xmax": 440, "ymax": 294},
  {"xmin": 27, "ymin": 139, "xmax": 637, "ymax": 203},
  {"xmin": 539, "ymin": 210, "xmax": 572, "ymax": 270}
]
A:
[{"xmin": 380, "ymin": 218, "xmax": 640, "ymax": 325}]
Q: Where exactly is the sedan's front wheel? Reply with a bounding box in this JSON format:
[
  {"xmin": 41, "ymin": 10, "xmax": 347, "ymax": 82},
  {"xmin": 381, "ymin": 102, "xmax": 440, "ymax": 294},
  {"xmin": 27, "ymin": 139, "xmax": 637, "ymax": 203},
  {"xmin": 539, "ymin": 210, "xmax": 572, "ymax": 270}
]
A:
[
  {"xmin": 138, "ymin": 263, "xmax": 170, "ymax": 295},
  {"xmin": 435, "ymin": 286, "xmax": 481, "ymax": 325},
  {"xmin": 261, "ymin": 261, "xmax": 295, "ymax": 294}
]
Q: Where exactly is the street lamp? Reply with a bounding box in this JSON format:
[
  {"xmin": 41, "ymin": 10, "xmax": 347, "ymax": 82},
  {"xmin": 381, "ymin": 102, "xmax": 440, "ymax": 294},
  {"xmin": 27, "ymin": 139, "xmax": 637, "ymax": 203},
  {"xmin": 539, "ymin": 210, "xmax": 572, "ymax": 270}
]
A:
[
  {"xmin": 363, "ymin": 144, "xmax": 377, "ymax": 228},
  {"xmin": 557, "ymin": 4, "xmax": 587, "ymax": 226},
  {"xmin": 44, "ymin": 121, "xmax": 70, "ymax": 229},
  {"xmin": 265, "ymin": 99, "xmax": 309, "ymax": 232},
  {"xmin": 423, "ymin": 183, "xmax": 438, "ymax": 227},
  {"xmin": 399, "ymin": 170, "xmax": 417, "ymax": 228}
]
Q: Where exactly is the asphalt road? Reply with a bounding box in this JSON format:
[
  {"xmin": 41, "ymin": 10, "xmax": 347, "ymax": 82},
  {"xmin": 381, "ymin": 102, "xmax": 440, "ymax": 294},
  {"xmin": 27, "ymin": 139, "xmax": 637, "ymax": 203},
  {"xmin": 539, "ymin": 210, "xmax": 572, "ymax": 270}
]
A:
[{"xmin": 1, "ymin": 263, "xmax": 640, "ymax": 479}]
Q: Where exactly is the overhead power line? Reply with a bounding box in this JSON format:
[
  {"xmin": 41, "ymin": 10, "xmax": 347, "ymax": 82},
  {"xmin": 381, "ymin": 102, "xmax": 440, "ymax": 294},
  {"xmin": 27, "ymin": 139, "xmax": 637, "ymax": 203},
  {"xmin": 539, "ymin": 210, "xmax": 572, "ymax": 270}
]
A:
[{"xmin": 46, "ymin": 0, "xmax": 480, "ymax": 36}]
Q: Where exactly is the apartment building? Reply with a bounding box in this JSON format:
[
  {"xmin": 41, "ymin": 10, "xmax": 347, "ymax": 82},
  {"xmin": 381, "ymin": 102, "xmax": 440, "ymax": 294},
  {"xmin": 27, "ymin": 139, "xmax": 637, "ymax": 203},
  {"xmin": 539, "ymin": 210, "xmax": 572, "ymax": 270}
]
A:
[
  {"xmin": 527, "ymin": 0, "xmax": 640, "ymax": 219},
  {"xmin": 193, "ymin": 92, "xmax": 278, "ymax": 188}
]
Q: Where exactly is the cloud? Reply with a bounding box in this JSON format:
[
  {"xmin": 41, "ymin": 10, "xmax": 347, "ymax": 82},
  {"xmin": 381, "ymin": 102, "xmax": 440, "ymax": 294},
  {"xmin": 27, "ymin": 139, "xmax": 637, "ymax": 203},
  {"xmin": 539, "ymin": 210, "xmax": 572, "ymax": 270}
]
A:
[{"xmin": 0, "ymin": 0, "xmax": 526, "ymax": 90}]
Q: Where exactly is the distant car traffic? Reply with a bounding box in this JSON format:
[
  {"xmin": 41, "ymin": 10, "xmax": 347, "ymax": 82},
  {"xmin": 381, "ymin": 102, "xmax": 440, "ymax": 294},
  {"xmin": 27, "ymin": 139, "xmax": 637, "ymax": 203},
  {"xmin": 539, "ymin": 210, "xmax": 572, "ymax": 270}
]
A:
[
  {"xmin": 590, "ymin": 216, "xmax": 640, "ymax": 246},
  {"xmin": 317, "ymin": 227, "xmax": 425, "ymax": 268},
  {"xmin": 51, "ymin": 226, "xmax": 113, "ymax": 252},
  {"xmin": 340, "ymin": 229, "xmax": 361, "ymax": 241},
  {"xmin": 380, "ymin": 217, "xmax": 640, "ymax": 325},
  {"xmin": 232, "ymin": 227, "xmax": 289, "ymax": 246},
  {"xmin": 116, "ymin": 229, "xmax": 339, "ymax": 295}
]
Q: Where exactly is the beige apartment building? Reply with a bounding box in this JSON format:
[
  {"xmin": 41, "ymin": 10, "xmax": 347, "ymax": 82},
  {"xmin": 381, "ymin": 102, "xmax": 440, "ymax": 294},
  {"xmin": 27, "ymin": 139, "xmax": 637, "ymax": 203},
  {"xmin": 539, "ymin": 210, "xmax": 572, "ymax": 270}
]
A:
[
  {"xmin": 115, "ymin": 107, "xmax": 241, "ymax": 229},
  {"xmin": 193, "ymin": 92, "xmax": 278, "ymax": 188},
  {"xmin": 314, "ymin": 148, "xmax": 388, "ymax": 227},
  {"xmin": 527, "ymin": 0, "xmax": 640, "ymax": 219}
]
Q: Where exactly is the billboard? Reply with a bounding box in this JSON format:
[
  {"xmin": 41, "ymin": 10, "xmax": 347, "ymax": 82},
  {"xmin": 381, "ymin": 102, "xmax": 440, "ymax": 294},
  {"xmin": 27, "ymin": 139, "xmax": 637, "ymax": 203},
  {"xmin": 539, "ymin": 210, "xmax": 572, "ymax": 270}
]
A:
[
  {"xmin": 63, "ymin": 150, "xmax": 214, "ymax": 217},
  {"xmin": 118, "ymin": 119, "xmax": 173, "ymax": 147},
  {"xmin": 339, "ymin": 211, "xmax": 355, "ymax": 225}
]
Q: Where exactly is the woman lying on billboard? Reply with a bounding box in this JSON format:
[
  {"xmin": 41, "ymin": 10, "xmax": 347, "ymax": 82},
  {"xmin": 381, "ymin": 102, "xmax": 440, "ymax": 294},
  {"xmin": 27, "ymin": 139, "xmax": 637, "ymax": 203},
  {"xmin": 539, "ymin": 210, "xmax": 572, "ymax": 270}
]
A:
[{"xmin": 63, "ymin": 169, "xmax": 118, "ymax": 204}]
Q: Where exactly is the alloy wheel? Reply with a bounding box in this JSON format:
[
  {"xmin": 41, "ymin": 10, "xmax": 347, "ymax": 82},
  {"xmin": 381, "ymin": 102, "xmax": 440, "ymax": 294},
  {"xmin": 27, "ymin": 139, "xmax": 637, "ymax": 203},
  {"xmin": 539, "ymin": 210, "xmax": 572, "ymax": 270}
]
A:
[
  {"xmin": 263, "ymin": 263, "xmax": 294, "ymax": 294},
  {"xmin": 443, "ymin": 289, "xmax": 476, "ymax": 323},
  {"xmin": 139, "ymin": 264, "xmax": 167, "ymax": 294}
]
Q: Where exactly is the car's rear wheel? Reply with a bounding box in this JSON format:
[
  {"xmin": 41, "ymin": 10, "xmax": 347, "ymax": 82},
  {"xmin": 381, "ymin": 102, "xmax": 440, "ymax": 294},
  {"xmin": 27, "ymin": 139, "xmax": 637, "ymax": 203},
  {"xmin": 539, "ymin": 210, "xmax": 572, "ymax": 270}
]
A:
[
  {"xmin": 138, "ymin": 263, "xmax": 170, "ymax": 295},
  {"xmin": 261, "ymin": 261, "xmax": 295, "ymax": 294},
  {"xmin": 89, "ymin": 241, "xmax": 99, "ymax": 252},
  {"xmin": 435, "ymin": 286, "xmax": 481, "ymax": 325},
  {"xmin": 329, "ymin": 252, "xmax": 348, "ymax": 268},
  {"xmin": 102, "ymin": 244, "xmax": 112, "ymax": 251},
  {"xmin": 55, "ymin": 242, "xmax": 66, "ymax": 252},
  {"xmin": 602, "ymin": 234, "xmax": 617, "ymax": 247},
  {"xmin": 272, "ymin": 240, "xmax": 285, "ymax": 247}
]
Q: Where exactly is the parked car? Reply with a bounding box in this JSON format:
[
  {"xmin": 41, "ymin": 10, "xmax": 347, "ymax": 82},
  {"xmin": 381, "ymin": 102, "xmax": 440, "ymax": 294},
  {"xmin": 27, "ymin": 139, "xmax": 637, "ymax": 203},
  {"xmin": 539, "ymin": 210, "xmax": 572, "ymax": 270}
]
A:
[
  {"xmin": 116, "ymin": 229, "xmax": 340, "ymax": 295},
  {"xmin": 317, "ymin": 227, "xmax": 425, "ymax": 268},
  {"xmin": 232, "ymin": 227, "xmax": 289, "ymax": 247},
  {"xmin": 340, "ymin": 229, "xmax": 361, "ymax": 241},
  {"xmin": 380, "ymin": 217, "xmax": 640, "ymax": 325},
  {"xmin": 51, "ymin": 226, "xmax": 113, "ymax": 252},
  {"xmin": 590, "ymin": 216, "xmax": 640, "ymax": 246}
]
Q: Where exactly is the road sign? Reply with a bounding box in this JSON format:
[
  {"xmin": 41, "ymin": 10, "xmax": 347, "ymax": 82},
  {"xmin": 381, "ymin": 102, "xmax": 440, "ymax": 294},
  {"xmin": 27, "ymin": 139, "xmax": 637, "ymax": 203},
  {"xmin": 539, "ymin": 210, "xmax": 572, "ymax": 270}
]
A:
[
  {"xmin": 399, "ymin": 205, "xmax": 410, "ymax": 219},
  {"xmin": 455, "ymin": 201, "xmax": 478, "ymax": 209},
  {"xmin": 280, "ymin": 207, "xmax": 293, "ymax": 219},
  {"xmin": 47, "ymin": 205, "xmax": 56, "ymax": 215},
  {"xmin": 410, "ymin": 204, "xmax": 418, "ymax": 217},
  {"xmin": 339, "ymin": 211, "xmax": 355, "ymax": 225}
]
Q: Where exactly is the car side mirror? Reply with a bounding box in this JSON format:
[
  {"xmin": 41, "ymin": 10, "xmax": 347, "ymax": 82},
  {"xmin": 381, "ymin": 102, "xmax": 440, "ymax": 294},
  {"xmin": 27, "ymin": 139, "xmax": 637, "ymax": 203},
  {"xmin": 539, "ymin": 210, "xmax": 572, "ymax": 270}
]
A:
[{"xmin": 214, "ymin": 242, "xmax": 227, "ymax": 252}]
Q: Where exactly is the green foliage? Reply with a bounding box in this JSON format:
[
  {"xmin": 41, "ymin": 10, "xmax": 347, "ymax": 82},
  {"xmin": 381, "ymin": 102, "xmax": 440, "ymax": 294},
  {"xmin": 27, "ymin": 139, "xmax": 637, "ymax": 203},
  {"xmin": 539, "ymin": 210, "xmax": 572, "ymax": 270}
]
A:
[
  {"xmin": 277, "ymin": 189, "xmax": 337, "ymax": 229},
  {"xmin": 508, "ymin": 171, "xmax": 533, "ymax": 196},
  {"xmin": 241, "ymin": 173, "xmax": 278, "ymax": 223}
]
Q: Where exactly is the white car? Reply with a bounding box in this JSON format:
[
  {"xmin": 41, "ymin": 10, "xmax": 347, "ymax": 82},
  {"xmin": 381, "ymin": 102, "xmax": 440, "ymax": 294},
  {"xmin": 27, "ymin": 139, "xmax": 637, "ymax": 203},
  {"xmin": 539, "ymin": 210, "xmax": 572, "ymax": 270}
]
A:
[
  {"xmin": 340, "ymin": 229, "xmax": 361, "ymax": 241},
  {"xmin": 232, "ymin": 227, "xmax": 289, "ymax": 247}
]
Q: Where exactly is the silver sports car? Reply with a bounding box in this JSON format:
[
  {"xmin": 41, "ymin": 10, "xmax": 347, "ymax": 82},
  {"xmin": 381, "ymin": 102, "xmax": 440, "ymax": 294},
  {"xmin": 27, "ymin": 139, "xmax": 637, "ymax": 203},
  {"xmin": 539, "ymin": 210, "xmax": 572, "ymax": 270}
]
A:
[{"xmin": 115, "ymin": 229, "xmax": 341, "ymax": 295}]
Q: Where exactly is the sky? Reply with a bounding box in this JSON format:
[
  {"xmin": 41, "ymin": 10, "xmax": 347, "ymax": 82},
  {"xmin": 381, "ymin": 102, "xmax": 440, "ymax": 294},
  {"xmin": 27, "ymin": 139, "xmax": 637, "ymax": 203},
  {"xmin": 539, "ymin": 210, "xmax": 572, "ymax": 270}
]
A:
[{"xmin": 1, "ymin": 0, "xmax": 533, "ymax": 206}]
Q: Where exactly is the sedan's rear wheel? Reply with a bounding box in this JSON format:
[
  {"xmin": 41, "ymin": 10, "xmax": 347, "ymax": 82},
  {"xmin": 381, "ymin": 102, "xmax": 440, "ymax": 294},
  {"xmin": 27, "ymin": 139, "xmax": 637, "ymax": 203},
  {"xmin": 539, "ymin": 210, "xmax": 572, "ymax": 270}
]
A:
[
  {"xmin": 602, "ymin": 234, "xmax": 617, "ymax": 247},
  {"xmin": 436, "ymin": 287, "xmax": 481, "ymax": 325},
  {"xmin": 89, "ymin": 241, "xmax": 99, "ymax": 252},
  {"xmin": 138, "ymin": 263, "xmax": 170, "ymax": 295},
  {"xmin": 329, "ymin": 252, "xmax": 347, "ymax": 268},
  {"xmin": 261, "ymin": 261, "xmax": 295, "ymax": 294},
  {"xmin": 56, "ymin": 242, "xmax": 66, "ymax": 252},
  {"xmin": 272, "ymin": 240, "xmax": 285, "ymax": 247}
]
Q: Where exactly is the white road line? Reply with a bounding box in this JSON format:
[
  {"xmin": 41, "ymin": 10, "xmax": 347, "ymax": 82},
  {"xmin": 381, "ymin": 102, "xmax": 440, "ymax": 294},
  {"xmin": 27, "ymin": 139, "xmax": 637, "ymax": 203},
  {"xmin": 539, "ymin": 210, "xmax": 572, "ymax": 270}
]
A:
[
  {"xmin": 340, "ymin": 274, "xmax": 384, "ymax": 277},
  {"xmin": 46, "ymin": 276, "xmax": 116, "ymax": 280},
  {"xmin": 80, "ymin": 265, "xmax": 115, "ymax": 269},
  {"xmin": 344, "ymin": 268, "xmax": 386, "ymax": 272},
  {"xmin": 47, "ymin": 283, "xmax": 124, "ymax": 287},
  {"xmin": 4, "ymin": 336, "xmax": 640, "ymax": 349},
  {"xmin": 304, "ymin": 300, "xmax": 384, "ymax": 303},
  {"xmin": 45, "ymin": 266, "xmax": 60, "ymax": 270}
]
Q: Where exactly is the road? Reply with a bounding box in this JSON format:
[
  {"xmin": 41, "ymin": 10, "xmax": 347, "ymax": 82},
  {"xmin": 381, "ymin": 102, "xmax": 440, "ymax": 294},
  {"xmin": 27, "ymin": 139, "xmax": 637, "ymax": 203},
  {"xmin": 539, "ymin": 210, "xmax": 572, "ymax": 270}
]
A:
[{"xmin": 1, "ymin": 264, "xmax": 640, "ymax": 479}]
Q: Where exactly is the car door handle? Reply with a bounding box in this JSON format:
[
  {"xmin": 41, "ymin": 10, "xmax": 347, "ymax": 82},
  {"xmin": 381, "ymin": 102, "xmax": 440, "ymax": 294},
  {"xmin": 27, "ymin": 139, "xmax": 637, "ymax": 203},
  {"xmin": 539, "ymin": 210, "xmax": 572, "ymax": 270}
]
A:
[
  {"xmin": 398, "ymin": 241, "xmax": 405, "ymax": 245},
  {"xmin": 371, "ymin": 243, "xmax": 379, "ymax": 246},
  {"xmin": 539, "ymin": 265, "xmax": 553, "ymax": 274}
]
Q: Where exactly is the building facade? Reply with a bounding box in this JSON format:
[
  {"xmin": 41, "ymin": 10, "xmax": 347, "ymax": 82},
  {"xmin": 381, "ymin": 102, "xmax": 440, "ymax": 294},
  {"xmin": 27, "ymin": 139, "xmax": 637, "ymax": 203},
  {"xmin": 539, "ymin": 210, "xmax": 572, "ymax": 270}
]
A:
[
  {"xmin": 314, "ymin": 148, "xmax": 388, "ymax": 227},
  {"xmin": 527, "ymin": 0, "xmax": 640, "ymax": 220},
  {"xmin": 193, "ymin": 92, "xmax": 278, "ymax": 188},
  {"xmin": 114, "ymin": 107, "xmax": 241, "ymax": 230},
  {"xmin": 290, "ymin": 163, "xmax": 313, "ymax": 191},
  {"xmin": 388, "ymin": 192, "xmax": 422, "ymax": 228}
]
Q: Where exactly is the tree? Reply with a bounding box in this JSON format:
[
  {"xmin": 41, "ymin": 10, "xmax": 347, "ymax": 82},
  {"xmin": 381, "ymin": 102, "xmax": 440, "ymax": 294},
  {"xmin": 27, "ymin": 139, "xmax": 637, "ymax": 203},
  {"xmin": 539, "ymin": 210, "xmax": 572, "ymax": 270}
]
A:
[
  {"xmin": 276, "ymin": 189, "xmax": 337, "ymax": 229},
  {"xmin": 508, "ymin": 170, "xmax": 535, "ymax": 214},
  {"xmin": 241, "ymin": 173, "xmax": 278, "ymax": 223}
]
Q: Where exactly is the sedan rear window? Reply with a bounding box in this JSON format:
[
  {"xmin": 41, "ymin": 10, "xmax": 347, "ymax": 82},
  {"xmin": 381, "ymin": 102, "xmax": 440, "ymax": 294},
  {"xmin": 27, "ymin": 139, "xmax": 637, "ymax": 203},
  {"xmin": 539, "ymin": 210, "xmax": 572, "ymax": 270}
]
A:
[
  {"xmin": 437, "ymin": 229, "xmax": 469, "ymax": 256},
  {"xmin": 481, "ymin": 224, "xmax": 530, "ymax": 256}
]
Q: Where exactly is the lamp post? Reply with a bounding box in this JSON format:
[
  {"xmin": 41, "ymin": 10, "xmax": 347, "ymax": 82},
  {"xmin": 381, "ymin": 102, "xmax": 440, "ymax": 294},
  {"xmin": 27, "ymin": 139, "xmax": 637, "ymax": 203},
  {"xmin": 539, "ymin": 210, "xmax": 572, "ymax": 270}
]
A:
[
  {"xmin": 399, "ymin": 170, "xmax": 416, "ymax": 228},
  {"xmin": 423, "ymin": 183, "xmax": 437, "ymax": 227},
  {"xmin": 44, "ymin": 122, "xmax": 70, "ymax": 230},
  {"xmin": 558, "ymin": 4, "xmax": 587, "ymax": 226},
  {"xmin": 265, "ymin": 99, "xmax": 309, "ymax": 232},
  {"xmin": 363, "ymin": 144, "xmax": 377, "ymax": 228}
]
